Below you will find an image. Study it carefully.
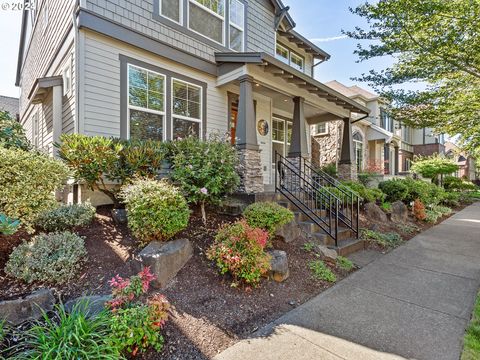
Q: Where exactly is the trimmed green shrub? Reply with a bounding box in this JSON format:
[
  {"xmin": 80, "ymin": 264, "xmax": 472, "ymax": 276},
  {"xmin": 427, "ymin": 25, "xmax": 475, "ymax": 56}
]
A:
[
  {"xmin": 35, "ymin": 203, "xmax": 96, "ymax": 232},
  {"xmin": 308, "ymin": 260, "xmax": 336, "ymax": 282},
  {"xmin": 342, "ymin": 181, "xmax": 385, "ymax": 204},
  {"xmin": 425, "ymin": 205, "xmax": 452, "ymax": 223},
  {"xmin": 0, "ymin": 213, "xmax": 20, "ymax": 235},
  {"xmin": 319, "ymin": 163, "xmax": 337, "ymax": 178},
  {"xmin": 379, "ymin": 179, "xmax": 409, "ymax": 202},
  {"xmin": 9, "ymin": 302, "xmax": 123, "ymax": 360},
  {"xmin": 361, "ymin": 229, "xmax": 403, "ymax": 248},
  {"xmin": 169, "ymin": 135, "xmax": 240, "ymax": 224},
  {"xmin": 0, "ymin": 147, "xmax": 70, "ymax": 233},
  {"xmin": 444, "ymin": 176, "xmax": 478, "ymax": 191},
  {"xmin": 442, "ymin": 192, "xmax": 460, "ymax": 207},
  {"xmin": 207, "ymin": 220, "xmax": 271, "ymax": 287},
  {"xmin": 58, "ymin": 134, "xmax": 165, "ymax": 207},
  {"xmin": 120, "ymin": 179, "xmax": 190, "ymax": 243},
  {"xmin": 0, "ymin": 110, "xmax": 30, "ymax": 151},
  {"xmin": 243, "ymin": 202, "xmax": 294, "ymax": 237},
  {"xmin": 5, "ymin": 232, "xmax": 87, "ymax": 284}
]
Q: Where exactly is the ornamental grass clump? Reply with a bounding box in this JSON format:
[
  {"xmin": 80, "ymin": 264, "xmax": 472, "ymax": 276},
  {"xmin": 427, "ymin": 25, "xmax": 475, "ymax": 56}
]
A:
[
  {"xmin": 207, "ymin": 220, "xmax": 271, "ymax": 287},
  {"xmin": 35, "ymin": 202, "xmax": 96, "ymax": 232},
  {"xmin": 242, "ymin": 202, "xmax": 294, "ymax": 238},
  {"xmin": 107, "ymin": 268, "xmax": 170, "ymax": 356},
  {"xmin": 120, "ymin": 178, "xmax": 190, "ymax": 244},
  {"xmin": 8, "ymin": 302, "xmax": 123, "ymax": 360},
  {"xmin": 5, "ymin": 232, "xmax": 87, "ymax": 284}
]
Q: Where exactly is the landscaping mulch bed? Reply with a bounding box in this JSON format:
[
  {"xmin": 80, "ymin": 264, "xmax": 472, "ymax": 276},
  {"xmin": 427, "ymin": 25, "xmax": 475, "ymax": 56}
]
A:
[{"xmin": 0, "ymin": 206, "xmax": 350, "ymax": 359}]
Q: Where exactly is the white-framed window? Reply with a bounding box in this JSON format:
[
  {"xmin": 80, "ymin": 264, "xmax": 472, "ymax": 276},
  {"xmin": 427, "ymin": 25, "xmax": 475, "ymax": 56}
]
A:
[
  {"xmin": 127, "ymin": 64, "xmax": 166, "ymax": 141},
  {"xmin": 188, "ymin": 0, "xmax": 225, "ymax": 45},
  {"xmin": 275, "ymin": 43, "xmax": 289, "ymax": 64},
  {"xmin": 353, "ymin": 131, "xmax": 364, "ymax": 172},
  {"xmin": 160, "ymin": 0, "xmax": 182, "ymax": 24},
  {"xmin": 290, "ymin": 51, "xmax": 304, "ymax": 72},
  {"xmin": 42, "ymin": 4, "xmax": 48, "ymax": 35},
  {"xmin": 63, "ymin": 64, "xmax": 72, "ymax": 96},
  {"xmin": 275, "ymin": 42, "xmax": 305, "ymax": 72},
  {"xmin": 32, "ymin": 111, "xmax": 39, "ymax": 148},
  {"xmin": 312, "ymin": 123, "xmax": 328, "ymax": 135},
  {"xmin": 272, "ymin": 118, "xmax": 292, "ymax": 160},
  {"xmin": 229, "ymin": 0, "xmax": 244, "ymax": 51},
  {"xmin": 171, "ymin": 78, "xmax": 202, "ymax": 139}
]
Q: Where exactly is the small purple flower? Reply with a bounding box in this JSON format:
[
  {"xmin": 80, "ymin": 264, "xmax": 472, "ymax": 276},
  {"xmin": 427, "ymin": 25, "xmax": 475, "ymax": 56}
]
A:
[{"xmin": 200, "ymin": 187, "xmax": 208, "ymax": 195}]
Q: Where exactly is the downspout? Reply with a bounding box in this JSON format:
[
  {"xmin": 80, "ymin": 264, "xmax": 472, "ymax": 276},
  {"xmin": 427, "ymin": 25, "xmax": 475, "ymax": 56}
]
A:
[{"xmin": 73, "ymin": 0, "xmax": 80, "ymax": 133}]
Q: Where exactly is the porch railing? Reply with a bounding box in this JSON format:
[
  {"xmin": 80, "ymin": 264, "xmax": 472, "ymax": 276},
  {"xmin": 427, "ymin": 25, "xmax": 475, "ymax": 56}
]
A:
[
  {"xmin": 274, "ymin": 152, "xmax": 360, "ymax": 246},
  {"xmin": 275, "ymin": 152, "xmax": 340, "ymax": 246}
]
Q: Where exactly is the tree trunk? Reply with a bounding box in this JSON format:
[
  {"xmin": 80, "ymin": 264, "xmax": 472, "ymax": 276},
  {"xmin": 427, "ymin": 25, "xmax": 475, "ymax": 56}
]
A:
[{"xmin": 201, "ymin": 201, "xmax": 207, "ymax": 226}]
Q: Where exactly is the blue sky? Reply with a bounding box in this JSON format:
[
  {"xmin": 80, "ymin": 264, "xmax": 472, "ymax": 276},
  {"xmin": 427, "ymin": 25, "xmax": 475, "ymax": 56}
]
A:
[
  {"xmin": 0, "ymin": 1, "xmax": 393, "ymax": 98},
  {"xmin": 284, "ymin": 0, "xmax": 392, "ymax": 92}
]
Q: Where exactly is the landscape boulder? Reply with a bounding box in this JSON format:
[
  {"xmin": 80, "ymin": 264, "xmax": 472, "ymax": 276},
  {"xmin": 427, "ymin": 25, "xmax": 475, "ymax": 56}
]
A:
[
  {"xmin": 268, "ymin": 250, "xmax": 289, "ymax": 282},
  {"xmin": 0, "ymin": 288, "xmax": 55, "ymax": 325},
  {"xmin": 111, "ymin": 208, "xmax": 128, "ymax": 224},
  {"xmin": 391, "ymin": 201, "xmax": 408, "ymax": 223},
  {"xmin": 65, "ymin": 295, "xmax": 112, "ymax": 317},
  {"xmin": 364, "ymin": 202, "xmax": 388, "ymax": 223},
  {"xmin": 318, "ymin": 245, "xmax": 338, "ymax": 262},
  {"xmin": 275, "ymin": 219, "xmax": 301, "ymax": 243},
  {"xmin": 131, "ymin": 238, "xmax": 193, "ymax": 289}
]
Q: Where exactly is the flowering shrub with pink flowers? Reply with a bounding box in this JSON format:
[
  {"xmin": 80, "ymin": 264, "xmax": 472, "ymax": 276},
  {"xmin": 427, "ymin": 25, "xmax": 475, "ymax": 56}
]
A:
[
  {"xmin": 207, "ymin": 220, "xmax": 271, "ymax": 287},
  {"xmin": 168, "ymin": 135, "xmax": 240, "ymax": 224},
  {"xmin": 107, "ymin": 267, "xmax": 170, "ymax": 356}
]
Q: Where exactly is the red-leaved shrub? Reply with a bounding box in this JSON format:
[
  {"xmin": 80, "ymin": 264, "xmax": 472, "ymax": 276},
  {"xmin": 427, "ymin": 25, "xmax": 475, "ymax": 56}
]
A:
[
  {"xmin": 207, "ymin": 220, "xmax": 271, "ymax": 287},
  {"xmin": 413, "ymin": 199, "xmax": 426, "ymax": 221}
]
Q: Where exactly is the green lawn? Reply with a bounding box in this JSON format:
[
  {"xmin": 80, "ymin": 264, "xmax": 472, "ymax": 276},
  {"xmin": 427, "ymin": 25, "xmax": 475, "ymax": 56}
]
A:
[{"xmin": 462, "ymin": 292, "xmax": 480, "ymax": 360}]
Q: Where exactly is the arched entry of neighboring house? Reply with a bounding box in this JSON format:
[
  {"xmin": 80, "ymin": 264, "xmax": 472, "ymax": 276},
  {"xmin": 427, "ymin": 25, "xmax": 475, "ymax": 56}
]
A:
[{"xmin": 353, "ymin": 131, "xmax": 364, "ymax": 172}]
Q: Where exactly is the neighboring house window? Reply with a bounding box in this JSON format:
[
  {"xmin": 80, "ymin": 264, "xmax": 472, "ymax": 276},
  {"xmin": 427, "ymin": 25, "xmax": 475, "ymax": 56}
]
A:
[
  {"xmin": 229, "ymin": 0, "xmax": 244, "ymax": 51},
  {"xmin": 275, "ymin": 42, "xmax": 305, "ymax": 72},
  {"xmin": 353, "ymin": 131, "xmax": 363, "ymax": 172},
  {"xmin": 42, "ymin": 5, "xmax": 48, "ymax": 35},
  {"xmin": 172, "ymin": 78, "xmax": 202, "ymax": 139},
  {"xmin": 188, "ymin": 0, "xmax": 225, "ymax": 45},
  {"xmin": 128, "ymin": 64, "xmax": 166, "ymax": 141},
  {"xmin": 63, "ymin": 64, "xmax": 72, "ymax": 96},
  {"xmin": 380, "ymin": 108, "xmax": 393, "ymax": 132},
  {"xmin": 290, "ymin": 52, "xmax": 304, "ymax": 72},
  {"xmin": 32, "ymin": 112, "xmax": 39, "ymax": 148},
  {"xmin": 160, "ymin": 0, "xmax": 182, "ymax": 24},
  {"xmin": 312, "ymin": 123, "xmax": 328, "ymax": 135},
  {"xmin": 275, "ymin": 43, "xmax": 289, "ymax": 64}
]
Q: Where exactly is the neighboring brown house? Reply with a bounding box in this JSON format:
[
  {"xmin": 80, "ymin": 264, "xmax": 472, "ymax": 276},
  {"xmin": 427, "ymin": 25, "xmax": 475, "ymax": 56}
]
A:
[
  {"xmin": 445, "ymin": 141, "xmax": 477, "ymax": 180},
  {"xmin": 0, "ymin": 95, "xmax": 20, "ymax": 120}
]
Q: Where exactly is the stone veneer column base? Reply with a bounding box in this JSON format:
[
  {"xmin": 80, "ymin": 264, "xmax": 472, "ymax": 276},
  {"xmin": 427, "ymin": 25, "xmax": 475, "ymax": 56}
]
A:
[
  {"xmin": 237, "ymin": 148, "xmax": 264, "ymax": 194},
  {"xmin": 337, "ymin": 163, "xmax": 357, "ymax": 181}
]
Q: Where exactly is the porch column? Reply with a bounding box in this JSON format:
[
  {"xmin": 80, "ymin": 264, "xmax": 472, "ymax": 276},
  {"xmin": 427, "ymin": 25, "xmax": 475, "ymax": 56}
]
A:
[
  {"xmin": 236, "ymin": 75, "xmax": 263, "ymax": 194},
  {"xmin": 52, "ymin": 84, "xmax": 63, "ymax": 157},
  {"xmin": 288, "ymin": 96, "xmax": 309, "ymax": 159},
  {"xmin": 338, "ymin": 117, "xmax": 357, "ymax": 180},
  {"xmin": 394, "ymin": 146, "xmax": 400, "ymax": 175}
]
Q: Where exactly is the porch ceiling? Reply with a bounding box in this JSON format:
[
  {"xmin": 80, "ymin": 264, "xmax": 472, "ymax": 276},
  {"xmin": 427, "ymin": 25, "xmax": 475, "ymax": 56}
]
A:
[
  {"xmin": 28, "ymin": 76, "xmax": 63, "ymax": 104},
  {"xmin": 215, "ymin": 52, "xmax": 370, "ymax": 116}
]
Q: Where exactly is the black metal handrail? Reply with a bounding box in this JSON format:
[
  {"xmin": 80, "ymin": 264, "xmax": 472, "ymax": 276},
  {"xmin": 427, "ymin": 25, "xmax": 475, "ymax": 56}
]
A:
[
  {"xmin": 300, "ymin": 158, "xmax": 360, "ymax": 238},
  {"xmin": 275, "ymin": 152, "xmax": 340, "ymax": 246}
]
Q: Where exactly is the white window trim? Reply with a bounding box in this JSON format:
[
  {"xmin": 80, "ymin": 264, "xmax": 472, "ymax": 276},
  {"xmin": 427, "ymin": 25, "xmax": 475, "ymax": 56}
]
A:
[
  {"xmin": 228, "ymin": 0, "xmax": 244, "ymax": 51},
  {"xmin": 275, "ymin": 43, "xmax": 290, "ymax": 64},
  {"xmin": 312, "ymin": 123, "xmax": 328, "ymax": 135},
  {"xmin": 290, "ymin": 51, "xmax": 305, "ymax": 72},
  {"xmin": 127, "ymin": 64, "xmax": 167, "ymax": 141},
  {"xmin": 159, "ymin": 0, "xmax": 183, "ymax": 25},
  {"xmin": 187, "ymin": 0, "xmax": 225, "ymax": 46},
  {"xmin": 33, "ymin": 112, "xmax": 39, "ymax": 148},
  {"xmin": 63, "ymin": 64, "xmax": 72, "ymax": 96},
  {"xmin": 171, "ymin": 77, "xmax": 203, "ymax": 140},
  {"xmin": 275, "ymin": 42, "xmax": 306, "ymax": 73}
]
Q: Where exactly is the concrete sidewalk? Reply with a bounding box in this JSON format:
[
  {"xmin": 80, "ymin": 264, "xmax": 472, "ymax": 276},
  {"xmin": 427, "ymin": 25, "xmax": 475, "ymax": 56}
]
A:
[{"xmin": 215, "ymin": 202, "xmax": 480, "ymax": 360}]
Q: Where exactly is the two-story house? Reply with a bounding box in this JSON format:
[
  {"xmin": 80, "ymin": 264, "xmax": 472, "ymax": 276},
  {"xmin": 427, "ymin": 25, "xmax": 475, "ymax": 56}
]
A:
[
  {"xmin": 314, "ymin": 81, "xmax": 437, "ymax": 177},
  {"xmin": 16, "ymin": 0, "xmax": 369, "ymax": 197}
]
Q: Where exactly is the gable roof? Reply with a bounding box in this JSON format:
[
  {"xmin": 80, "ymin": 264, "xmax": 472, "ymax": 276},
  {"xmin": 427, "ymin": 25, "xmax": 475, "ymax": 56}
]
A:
[{"xmin": 0, "ymin": 95, "xmax": 19, "ymax": 118}]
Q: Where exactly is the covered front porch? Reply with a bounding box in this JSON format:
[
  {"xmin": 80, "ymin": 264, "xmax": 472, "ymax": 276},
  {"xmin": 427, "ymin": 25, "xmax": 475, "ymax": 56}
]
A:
[{"xmin": 215, "ymin": 52, "xmax": 370, "ymax": 193}]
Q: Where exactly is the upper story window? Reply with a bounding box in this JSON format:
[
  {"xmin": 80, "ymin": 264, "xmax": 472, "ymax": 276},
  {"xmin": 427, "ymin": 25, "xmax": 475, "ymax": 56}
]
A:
[
  {"xmin": 188, "ymin": 0, "xmax": 225, "ymax": 45},
  {"xmin": 128, "ymin": 64, "xmax": 166, "ymax": 141},
  {"xmin": 160, "ymin": 0, "xmax": 182, "ymax": 24},
  {"xmin": 229, "ymin": 0, "xmax": 244, "ymax": 51},
  {"xmin": 275, "ymin": 42, "xmax": 305, "ymax": 72},
  {"xmin": 380, "ymin": 108, "xmax": 393, "ymax": 132}
]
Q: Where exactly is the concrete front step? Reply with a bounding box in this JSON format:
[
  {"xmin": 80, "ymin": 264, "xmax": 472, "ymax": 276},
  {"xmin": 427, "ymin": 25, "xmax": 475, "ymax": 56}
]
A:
[
  {"xmin": 335, "ymin": 238, "xmax": 365, "ymax": 256},
  {"xmin": 310, "ymin": 227, "xmax": 353, "ymax": 245}
]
